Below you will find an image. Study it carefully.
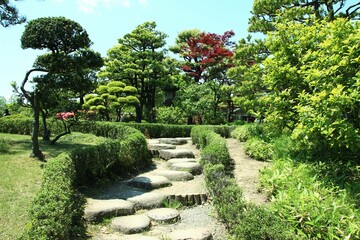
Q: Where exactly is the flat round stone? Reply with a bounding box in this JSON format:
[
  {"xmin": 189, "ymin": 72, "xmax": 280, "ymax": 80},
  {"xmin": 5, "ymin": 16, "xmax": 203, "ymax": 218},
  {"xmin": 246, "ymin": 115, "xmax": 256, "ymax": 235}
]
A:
[
  {"xmin": 166, "ymin": 158, "xmax": 197, "ymax": 166},
  {"xmin": 128, "ymin": 175, "xmax": 172, "ymax": 189},
  {"xmin": 148, "ymin": 143, "xmax": 176, "ymax": 151},
  {"xmin": 110, "ymin": 215, "xmax": 151, "ymax": 234},
  {"xmin": 127, "ymin": 192, "xmax": 167, "ymax": 210},
  {"xmin": 146, "ymin": 208, "xmax": 180, "ymax": 223},
  {"xmin": 167, "ymin": 228, "xmax": 212, "ymax": 240},
  {"xmin": 159, "ymin": 149, "xmax": 195, "ymax": 160},
  {"xmin": 154, "ymin": 170, "xmax": 194, "ymax": 181},
  {"xmin": 169, "ymin": 162, "xmax": 202, "ymax": 175},
  {"xmin": 158, "ymin": 138, "xmax": 188, "ymax": 145},
  {"xmin": 84, "ymin": 199, "xmax": 135, "ymax": 222}
]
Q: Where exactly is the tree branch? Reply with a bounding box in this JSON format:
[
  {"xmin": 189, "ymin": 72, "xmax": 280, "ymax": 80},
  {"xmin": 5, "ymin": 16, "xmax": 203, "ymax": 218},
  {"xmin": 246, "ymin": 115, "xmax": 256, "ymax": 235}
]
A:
[{"xmin": 20, "ymin": 68, "xmax": 48, "ymax": 101}]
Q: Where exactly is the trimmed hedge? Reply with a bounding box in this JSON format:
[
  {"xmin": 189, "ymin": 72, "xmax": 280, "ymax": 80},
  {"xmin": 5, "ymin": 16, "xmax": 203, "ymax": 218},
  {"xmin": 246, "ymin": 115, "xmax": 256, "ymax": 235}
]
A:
[
  {"xmin": 21, "ymin": 153, "xmax": 86, "ymax": 240},
  {"xmin": 1, "ymin": 118, "xmax": 151, "ymax": 240},
  {"xmin": 191, "ymin": 126, "xmax": 293, "ymax": 239}
]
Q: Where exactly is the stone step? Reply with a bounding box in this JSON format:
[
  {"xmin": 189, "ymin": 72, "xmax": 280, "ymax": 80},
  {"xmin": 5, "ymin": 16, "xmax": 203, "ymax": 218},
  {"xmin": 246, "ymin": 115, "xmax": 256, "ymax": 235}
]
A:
[
  {"xmin": 127, "ymin": 192, "xmax": 167, "ymax": 210},
  {"xmin": 169, "ymin": 162, "xmax": 202, "ymax": 175},
  {"xmin": 167, "ymin": 228, "xmax": 212, "ymax": 240},
  {"xmin": 152, "ymin": 169, "xmax": 194, "ymax": 181},
  {"xmin": 145, "ymin": 208, "xmax": 180, "ymax": 223},
  {"xmin": 158, "ymin": 138, "xmax": 190, "ymax": 145},
  {"xmin": 84, "ymin": 199, "xmax": 135, "ymax": 222},
  {"xmin": 148, "ymin": 143, "xmax": 176, "ymax": 157},
  {"xmin": 159, "ymin": 149, "xmax": 195, "ymax": 160},
  {"xmin": 128, "ymin": 175, "xmax": 172, "ymax": 190},
  {"xmin": 166, "ymin": 193, "xmax": 208, "ymax": 206},
  {"xmin": 110, "ymin": 214, "xmax": 151, "ymax": 234},
  {"xmin": 166, "ymin": 158, "xmax": 198, "ymax": 166},
  {"xmin": 95, "ymin": 234, "xmax": 159, "ymax": 240}
]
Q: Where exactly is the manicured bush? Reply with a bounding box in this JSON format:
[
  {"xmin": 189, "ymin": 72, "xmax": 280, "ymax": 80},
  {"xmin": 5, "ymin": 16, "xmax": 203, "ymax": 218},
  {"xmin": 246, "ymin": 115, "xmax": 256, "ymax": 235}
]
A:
[
  {"xmin": 244, "ymin": 138, "xmax": 274, "ymax": 161},
  {"xmin": 192, "ymin": 126, "xmax": 294, "ymax": 239},
  {"xmin": 0, "ymin": 116, "xmax": 33, "ymax": 135},
  {"xmin": 21, "ymin": 153, "xmax": 86, "ymax": 240},
  {"xmin": 122, "ymin": 122, "xmax": 193, "ymax": 138}
]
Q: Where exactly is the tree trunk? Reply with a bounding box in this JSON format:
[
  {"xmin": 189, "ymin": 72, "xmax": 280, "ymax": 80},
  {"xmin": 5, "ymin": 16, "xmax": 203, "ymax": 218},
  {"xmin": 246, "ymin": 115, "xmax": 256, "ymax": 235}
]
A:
[
  {"xmin": 30, "ymin": 92, "xmax": 44, "ymax": 160},
  {"xmin": 136, "ymin": 104, "xmax": 142, "ymax": 123},
  {"xmin": 41, "ymin": 109, "xmax": 51, "ymax": 142}
]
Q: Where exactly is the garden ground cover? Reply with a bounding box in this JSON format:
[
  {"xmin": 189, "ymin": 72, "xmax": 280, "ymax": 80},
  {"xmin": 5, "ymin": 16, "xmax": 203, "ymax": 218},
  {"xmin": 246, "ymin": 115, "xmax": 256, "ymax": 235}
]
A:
[{"xmin": 0, "ymin": 133, "xmax": 105, "ymax": 240}]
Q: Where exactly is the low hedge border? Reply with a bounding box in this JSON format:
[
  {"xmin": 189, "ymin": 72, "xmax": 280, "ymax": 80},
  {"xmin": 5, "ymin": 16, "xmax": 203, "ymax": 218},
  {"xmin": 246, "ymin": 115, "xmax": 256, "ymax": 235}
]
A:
[
  {"xmin": 0, "ymin": 117, "xmax": 150, "ymax": 240},
  {"xmin": 191, "ymin": 126, "xmax": 294, "ymax": 239}
]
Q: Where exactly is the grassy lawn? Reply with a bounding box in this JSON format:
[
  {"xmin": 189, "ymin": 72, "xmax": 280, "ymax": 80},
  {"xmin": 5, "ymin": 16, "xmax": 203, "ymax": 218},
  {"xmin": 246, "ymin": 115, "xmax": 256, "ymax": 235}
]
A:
[{"xmin": 0, "ymin": 133, "xmax": 105, "ymax": 240}]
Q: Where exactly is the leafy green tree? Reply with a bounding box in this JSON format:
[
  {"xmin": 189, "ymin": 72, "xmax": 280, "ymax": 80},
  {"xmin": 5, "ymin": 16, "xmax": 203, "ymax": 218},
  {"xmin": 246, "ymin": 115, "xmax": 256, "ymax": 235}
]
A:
[
  {"xmin": 0, "ymin": 0, "xmax": 26, "ymax": 27},
  {"xmin": 249, "ymin": 0, "xmax": 360, "ymax": 34},
  {"xmin": 99, "ymin": 21, "xmax": 168, "ymax": 122},
  {"xmin": 83, "ymin": 80, "xmax": 139, "ymax": 121},
  {"xmin": 20, "ymin": 17, "xmax": 102, "ymax": 160}
]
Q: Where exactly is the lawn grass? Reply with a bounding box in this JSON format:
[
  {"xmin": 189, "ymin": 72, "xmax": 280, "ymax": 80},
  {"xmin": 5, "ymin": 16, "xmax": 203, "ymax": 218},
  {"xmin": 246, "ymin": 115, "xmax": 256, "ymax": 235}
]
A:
[{"xmin": 0, "ymin": 133, "xmax": 105, "ymax": 240}]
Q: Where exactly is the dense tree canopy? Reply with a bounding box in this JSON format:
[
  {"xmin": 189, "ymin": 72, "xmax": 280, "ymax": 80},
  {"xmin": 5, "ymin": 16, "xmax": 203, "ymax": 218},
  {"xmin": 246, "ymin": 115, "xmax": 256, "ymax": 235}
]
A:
[
  {"xmin": 20, "ymin": 17, "xmax": 102, "ymax": 159},
  {"xmin": 249, "ymin": 0, "xmax": 360, "ymax": 34},
  {"xmin": 99, "ymin": 21, "xmax": 169, "ymax": 122},
  {"xmin": 0, "ymin": 0, "xmax": 25, "ymax": 27}
]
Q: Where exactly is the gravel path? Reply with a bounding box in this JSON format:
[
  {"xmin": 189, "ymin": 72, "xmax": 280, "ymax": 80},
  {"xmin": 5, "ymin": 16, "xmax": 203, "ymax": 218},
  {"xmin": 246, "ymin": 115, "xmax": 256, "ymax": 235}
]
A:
[{"xmin": 226, "ymin": 138, "xmax": 270, "ymax": 205}]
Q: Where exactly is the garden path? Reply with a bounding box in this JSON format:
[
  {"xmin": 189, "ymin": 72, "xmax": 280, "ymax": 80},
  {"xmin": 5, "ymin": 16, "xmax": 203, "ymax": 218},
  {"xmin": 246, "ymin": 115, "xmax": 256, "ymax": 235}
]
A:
[{"xmin": 84, "ymin": 137, "xmax": 269, "ymax": 239}]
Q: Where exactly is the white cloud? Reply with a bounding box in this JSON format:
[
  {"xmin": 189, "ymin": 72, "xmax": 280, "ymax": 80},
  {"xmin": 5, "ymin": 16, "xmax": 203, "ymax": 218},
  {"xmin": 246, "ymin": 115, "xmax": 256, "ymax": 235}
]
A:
[
  {"xmin": 77, "ymin": 0, "xmax": 135, "ymax": 14},
  {"xmin": 138, "ymin": 0, "xmax": 148, "ymax": 6}
]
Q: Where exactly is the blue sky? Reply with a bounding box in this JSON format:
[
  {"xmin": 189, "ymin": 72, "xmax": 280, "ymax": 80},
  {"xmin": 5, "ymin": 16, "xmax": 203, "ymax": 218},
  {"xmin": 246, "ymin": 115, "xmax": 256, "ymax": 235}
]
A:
[{"xmin": 0, "ymin": 0, "xmax": 255, "ymax": 100}]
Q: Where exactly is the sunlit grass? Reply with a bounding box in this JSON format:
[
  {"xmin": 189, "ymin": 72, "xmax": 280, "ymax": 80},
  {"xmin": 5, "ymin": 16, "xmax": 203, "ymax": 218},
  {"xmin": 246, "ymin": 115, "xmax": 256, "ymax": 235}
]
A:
[{"xmin": 0, "ymin": 133, "xmax": 105, "ymax": 240}]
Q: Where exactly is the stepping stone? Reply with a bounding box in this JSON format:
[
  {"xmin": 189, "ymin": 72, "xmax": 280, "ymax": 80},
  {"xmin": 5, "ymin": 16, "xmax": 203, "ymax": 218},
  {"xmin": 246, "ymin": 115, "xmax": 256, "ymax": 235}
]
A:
[
  {"xmin": 128, "ymin": 175, "xmax": 172, "ymax": 189},
  {"xmin": 159, "ymin": 149, "xmax": 195, "ymax": 160},
  {"xmin": 127, "ymin": 192, "xmax": 167, "ymax": 210},
  {"xmin": 120, "ymin": 235, "xmax": 160, "ymax": 240},
  {"xmin": 153, "ymin": 170, "xmax": 194, "ymax": 181},
  {"xmin": 148, "ymin": 143, "xmax": 176, "ymax": 157},
  {"xmin": 145, "ymin": 208, "xmax": 180, "ymax": 223},
  {"xmin": 95, "ymin": 234, "xmax": 159, "ymax": 240},
  {"xmin": 167, "ymin": 228, "xmax": 212, "ymax": 240},
  {"xmin": 167, "ymin": 158, "xmax": 198, "ymax": 166},
  {"xmin": 148, "ymin": 143, "xmax": 176, "ymax": 151},
  {"xmin": 169, "ymin": 162, "xmax": 202, "ymax": 175},
  {"xmin": 84, "ymin": 199, "xmax": 135, "ymax": 222},
  {"xmin": 158, "ymin": 138, "xmax": 188, "ymax": 145},
  {"xmin": 110, "ymin": 214, "xmax": 151, "ymax": 234}
]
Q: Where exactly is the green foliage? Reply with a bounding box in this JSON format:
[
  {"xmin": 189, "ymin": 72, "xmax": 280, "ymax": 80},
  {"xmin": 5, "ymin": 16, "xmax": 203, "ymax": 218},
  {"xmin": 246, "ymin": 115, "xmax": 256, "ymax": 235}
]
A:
[
  {"xmin": 230, "ymin": 125, "xmax": 250, "ymax": 142},
  {"xmin": 99, "ymin": 21, "xmax": 169, "ymax": 122},
  {"xmin": 155, "ymin": 106, "xmax": 186, "ymax": 124},
  {"xmin": 0, "ymin": 0, "xmax": 26, "ymax": 27},
  {"xmin": 244, "ymin": 138, "xmax": 274, "ymax": 161},
  {"xmin": 0, "ymin": 116, "xmax": 33, "ymax": 134},
  {"xmin": 0, "ymin": 137, "xmax": 9, "ymax": 153},
  {"xmin": 123, "ymin": 122, "xmax": 192, "ymax": 138},
  {"xmin": 193, "ymin": 126, "xmax": 293, "ymax": 239},
  {"xmin": 261, "ymin": 159, "xmax": 360, "ymax": 239},
  {"xmin": 21, "ymin": 153, "xmax": 86, "ymax": 240},
  {"xmin": 21, "ymin": 17, "xmax": 91, "ymax": 54},
  {"xmin": 83, "ymin": 80, "xmax": 139, "ymax": 121}
]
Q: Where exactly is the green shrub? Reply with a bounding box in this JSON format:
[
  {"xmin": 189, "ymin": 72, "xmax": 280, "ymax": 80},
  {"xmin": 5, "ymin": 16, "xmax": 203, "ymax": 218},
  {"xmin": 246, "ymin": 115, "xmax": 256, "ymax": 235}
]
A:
[
  {"xmin": 201, "ymin": 141, "xmax": 231, "ymax": 167},
  {"xmin": 123, "ymin": 122, "xmax": 192, "ymax": 138},
  {"xmin": 244, "ymin": 138, "xmax": 274, "ymax": 161},
  {"xmin": 0, "ymin": 116, "xmax": 33, "ymax": 135},
  {"xmin": 261, "ymin": 159, "xmax": 360, "ymax": 239},
  {"xmin": 230, "ymin": 125, "xmax": 250, "ymax": 142},
  {"xmin": 21, "ymin": 153, "xmax": 86, "ymax": 240},
  {"xmin": 231, "ymin": 204, "xmax": 295, "ymax": 240},
  {"xmin": 0, "ymin": 137, "xmax": 9, "ymax": 153}
]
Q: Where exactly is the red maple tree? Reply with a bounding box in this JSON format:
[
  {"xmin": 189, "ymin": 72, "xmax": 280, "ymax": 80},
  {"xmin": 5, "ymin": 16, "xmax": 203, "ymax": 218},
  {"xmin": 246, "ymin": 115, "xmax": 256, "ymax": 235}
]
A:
[{"xmin": 180, "ymin": 30, "xmax": 235, "ymax": 83}]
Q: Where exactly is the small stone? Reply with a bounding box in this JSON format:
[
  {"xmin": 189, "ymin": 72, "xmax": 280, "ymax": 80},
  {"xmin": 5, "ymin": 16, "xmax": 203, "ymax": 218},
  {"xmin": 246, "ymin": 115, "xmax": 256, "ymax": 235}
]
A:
[
  {"xmin": 110, "ymin": 215, "xmax": 151, "ymax": 234},
  {"xmin": 167, "ymin": 228, "xmax": 212, "ymax": 240},
  {"xmin": 146, "ymin": 208, "xmax": 180, "ymax": 223}
]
